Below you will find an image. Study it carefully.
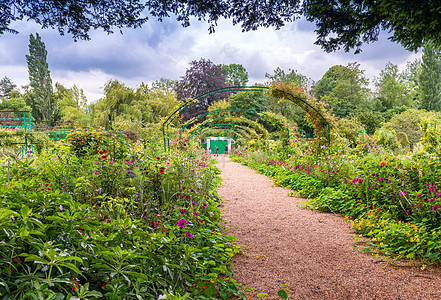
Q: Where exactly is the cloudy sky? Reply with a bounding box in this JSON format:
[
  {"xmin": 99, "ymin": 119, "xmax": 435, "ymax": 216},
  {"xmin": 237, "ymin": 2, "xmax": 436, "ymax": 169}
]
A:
[{"xmin": 0, "ymin": 16, "xmax": 421, "ymax": 103}]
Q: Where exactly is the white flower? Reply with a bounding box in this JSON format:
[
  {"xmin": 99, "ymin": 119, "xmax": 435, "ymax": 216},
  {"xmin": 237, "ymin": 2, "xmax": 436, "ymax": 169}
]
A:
[{"xmin": 157, "ymin": 295, "xmax": 167, "ymax": 299}]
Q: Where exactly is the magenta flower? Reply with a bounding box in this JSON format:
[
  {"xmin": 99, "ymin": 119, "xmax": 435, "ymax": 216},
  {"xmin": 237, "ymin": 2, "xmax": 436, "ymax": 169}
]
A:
[
  {"xmin": 433, "ymin": 204, "xmax": 439, "ymax": 212},
  {"xmin": 177, "ymin": 218, "xmax": 187, "ymax": 228},
  {"xmin": 399, "ymin": 191, "xmax": 406, "ymax": 197},
  {"xmin": 185, "ymin": 231, "xmax": 193, "ymax": 238},
  {"xmin": 344, "ymin": 180, "xmax": 348, "ymax": 184}
]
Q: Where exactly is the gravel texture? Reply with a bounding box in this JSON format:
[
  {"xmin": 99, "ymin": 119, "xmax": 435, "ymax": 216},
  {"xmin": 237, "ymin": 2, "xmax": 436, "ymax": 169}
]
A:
[{"xmin": 215, "ymin": 156, "xmax": 441, "ymax": 300}]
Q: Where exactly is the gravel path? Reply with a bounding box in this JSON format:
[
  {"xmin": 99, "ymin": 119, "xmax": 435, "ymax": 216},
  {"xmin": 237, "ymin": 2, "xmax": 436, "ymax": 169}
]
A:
[{"xmin": 215, "ymin": 156, "xmax": 441, "ymax": 300}]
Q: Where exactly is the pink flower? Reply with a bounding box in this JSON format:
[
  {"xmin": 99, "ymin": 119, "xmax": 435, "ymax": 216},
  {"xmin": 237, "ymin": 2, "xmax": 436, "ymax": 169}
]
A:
[
  {"xmin": 177, "ymin": 218, "xmax": 187, "ymax": 228},
  {"xmin": 433, "ymin": 204, "xmax": 439, "ymax": 212},
  {"xmin": 399, "ymin": 191, "xmax": 406, "ymax": 197}
]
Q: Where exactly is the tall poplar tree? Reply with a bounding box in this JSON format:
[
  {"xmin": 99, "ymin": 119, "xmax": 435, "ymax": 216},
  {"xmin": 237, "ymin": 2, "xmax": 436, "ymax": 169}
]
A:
[
  {"xmin": 26, "ymin": 33, "xmax": 56, "ymax": 121},
  {"xmin": 418, "ymin": 40, "xmax": 441, "ymax": 112}
]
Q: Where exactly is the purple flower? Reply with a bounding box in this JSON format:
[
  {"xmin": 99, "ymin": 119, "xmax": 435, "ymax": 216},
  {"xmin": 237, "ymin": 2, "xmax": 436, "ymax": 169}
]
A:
[
  {"xmin": 180, "ymin": 209, "xmax": 187, "ymax": 214},
  {"xmin": 190, "ymin": 188, "xmax": 195, "ymax": 193},
  {"xmin": 135, "ymin": 192, "xmax": 141, "ymax": 200},
  {"xmin": 178, "ymin": 218, "xmax": 187, "ymax": 228},
  {"xmin": 185, "ymin": 195, "xmax": 191, "ymax": 200}
]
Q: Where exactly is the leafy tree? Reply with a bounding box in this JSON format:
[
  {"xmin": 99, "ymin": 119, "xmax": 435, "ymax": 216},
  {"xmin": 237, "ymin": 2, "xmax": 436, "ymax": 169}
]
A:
[
  {"xmin": 418, "ymin": 40, "xmax": 441, "ymax": 112},
  {"xmin": 135, "ymin": 80, "xmax": 179, "ymax": 124},
  {"xmin": 229, "ymin": 90, "xmax": 269, "ymax": 114},
  {"xmin": 265, "ymin": 67, "xmax": 312, "ymax": 132},
  {"xmin": 176, "ymin": 58, "xmax": 229, "ymax": 121},
  {"xmin": 3, "ymin": 1, "xmax": 440, "ymax": 52},
  {"xmin": 221, "ymin": 64, "xmax": 249, "ymax": 86},
  {"xmin": 353, "ymin": 112, "xmax": 383, "ymax": 135},
  {"xmin": 374, "ymin": 62, "xmax": 416, "ymax": 110},
  {"xmin": 382, "ymin": 108, "xmax": 437, "ymax": 149},
  {"xmin": 265, "ymin": 67, "xmax": 310, "ymax": 89},
  {"xmin": 26, "ymin": 33, "xmax": 57, "ymax": 121},
  {"xmin": 54, "ymin": 83, "xmax": 90, "ymax": 126},
  {"xmin": 0, "ymin": 76, "xmax": 17, "ymax": 99},
  {"xmin": 0, "ymin": 91, "xmax": 31, "ymax": 111},
  {"xmin": 303, "ymin": 0, "xmax": 441, "ymax": 53},
  {"xmin": 314, "ymin": 63, "xmax": 370, "ymax": 118}
]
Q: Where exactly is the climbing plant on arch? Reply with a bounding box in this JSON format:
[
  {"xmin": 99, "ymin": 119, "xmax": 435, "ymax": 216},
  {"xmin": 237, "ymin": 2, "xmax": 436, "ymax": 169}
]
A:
[
  {"xmin": 187, "ymin": 115, "xmax": 269, "ymax": 143},
  {"xmin": 161, "ymin": 84, "xmax": 332, "ymax": 152},
  {"xmin": 190, "ymin": 124, "xmax": 259, "ymax": 141},
  {"xmin": 268, "ymin": 81, "xmax": 334, "ymax": 149}
]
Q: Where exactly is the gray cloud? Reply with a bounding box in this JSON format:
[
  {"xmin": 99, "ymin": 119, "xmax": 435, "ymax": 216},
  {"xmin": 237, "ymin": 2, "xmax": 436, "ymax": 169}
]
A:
[{"xmin": 0, "ymin": 17, "xmax": 421, "ymax": 102}]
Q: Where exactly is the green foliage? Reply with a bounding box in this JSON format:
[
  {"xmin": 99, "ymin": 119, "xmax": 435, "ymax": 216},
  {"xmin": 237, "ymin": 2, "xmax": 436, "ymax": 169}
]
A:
[
  {"xmin": 55, "ymin": 83, "xmax": 90, "ymax": 126},
  {"xmin": 315, "ymin": 63, "xmax": 370, "ymax": 118},
  {"xmin": 353, "ymin": 111, "xmax": 383, "ymax": 135},
  {"xmin": 335, "ymin": 117, "xmax": 365, "ymax": 147},
  {"xmin": 229, "ymin": 89, "xmax": 270, "ymax": 116},
  {"xmin": 26, "ymin": 33, "xmax": 57, "ymax": 121},
  {"xmin": 372, "ymin": 128, "xmax": 398, "ymax": 150},
  {"xmin": 265, "ymin": 67, "xmax": 310, "ymax": 89},
  {"xmin": 0, "ymin": 76, "xmax": 17, "ymax": 99},
  {"xmin": 304, "ymin": 0, "xmax": 441, "ymax": 53},
  {"xmin": 374, "ymin": 62, "xmax": 417, "ymax": 110},
  {"xmin": 269, "ymin": 81, "xmax": 335, "ymax": 151},
  {"xmin": 418, "ymin": 40, "xmax": 441, "ymax": 112},
  {"xmin": 382, "ymin": 109, "xmax": 439, "ymax": 150},
  {"xmin": 221, "ymin": 63, "xmax": 249, "ymax": 86},
  {"xmin": 0, "ymin": 130, "xmax": 247, "ymax": 299}
]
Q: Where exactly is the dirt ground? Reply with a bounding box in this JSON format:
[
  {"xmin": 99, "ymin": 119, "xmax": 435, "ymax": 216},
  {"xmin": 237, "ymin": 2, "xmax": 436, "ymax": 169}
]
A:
[{"xmin": 215, "ymin": 156, "xmax": 441, "ymax": 300}]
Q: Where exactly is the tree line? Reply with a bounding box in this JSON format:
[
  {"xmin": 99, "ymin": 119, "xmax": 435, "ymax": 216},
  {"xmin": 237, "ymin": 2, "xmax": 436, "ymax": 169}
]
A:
[{"xmin": 1, "ymin": 33, "xmax": 441, "ymax": 140}]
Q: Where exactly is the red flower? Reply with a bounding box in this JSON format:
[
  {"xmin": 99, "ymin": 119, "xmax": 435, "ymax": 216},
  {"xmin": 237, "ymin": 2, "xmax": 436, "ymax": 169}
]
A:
[
  {"xmin": 204, "ymin": 285, "xmax": 207, "ymax": 289},
  {"xmin": 380, "ymin": 161, "xmax": 387, "ymax": 167},
  {"xmin": 103, "ymin": 149, "xmax": 107, "ymax": 153},
  {"xmin": 159, "ymin": 166, "xmax": 165, "ymax": 174},
  {"xmin": 156, "ymin": 156, "xmax": 161, "ymax": 160},
  {"xmin": 99, "ymin": 151, "xmax": 103, "ymax": 154},
  {"xmin": 94, "ymin": 150, "xmax": 99, "ymax": 154},
  {"xmin": 102, "ymin": 155, "xmax": 107, "ymax": 159}
]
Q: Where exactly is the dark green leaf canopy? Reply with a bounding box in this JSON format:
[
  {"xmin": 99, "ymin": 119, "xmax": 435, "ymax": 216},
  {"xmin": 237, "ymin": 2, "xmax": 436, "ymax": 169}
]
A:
[{"xmin": 1, "ymin": 1, "xmax": 441, "ymax": 52}]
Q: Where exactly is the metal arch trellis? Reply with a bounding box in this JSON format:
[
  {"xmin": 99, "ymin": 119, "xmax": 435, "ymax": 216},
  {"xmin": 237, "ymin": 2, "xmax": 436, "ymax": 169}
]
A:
[
  {"xmin": 189, "ymin": 123, "xmax": 261, "ymax": 141},
  {"xmin": 184, "ymin": 114, "xmax": 269, "ymax": 141},
  {"xmin": 179, "ymin": 108, "xmax": 268, "ymax": 136},
  {"xmin": 162, "ymin": 85, "xmax": 331, "ymax": 152},
  {"xmin": 0, "ymin": 111, "xmax": 33, "ymax": 155},
  {"xmin": 162, "ymin": 86, "xmax": 268, "ymax": 152},
  {"xmin": 191, "ymin": 126, "xmax": 253, "ymax": 147},
  {"xmin": 190, "ymin": 126, "xmax": 254, "ymax": 143}
]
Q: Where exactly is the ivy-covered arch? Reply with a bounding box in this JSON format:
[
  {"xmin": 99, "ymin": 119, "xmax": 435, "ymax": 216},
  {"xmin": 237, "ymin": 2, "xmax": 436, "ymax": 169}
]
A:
[
  {"xmin": 189, "ymin": 123, "xmax": 260, "ymax": 141},
  {"xmin": 187, "ymin": 115, "xmax": 268, "ymax": 143},
  {"xmin": 189, "ymin": 124, "xmax": 259, "ymax": 141},
  {"xmin": 161, "ymin": 84, "xmax": 332, "ymax": 152}
]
